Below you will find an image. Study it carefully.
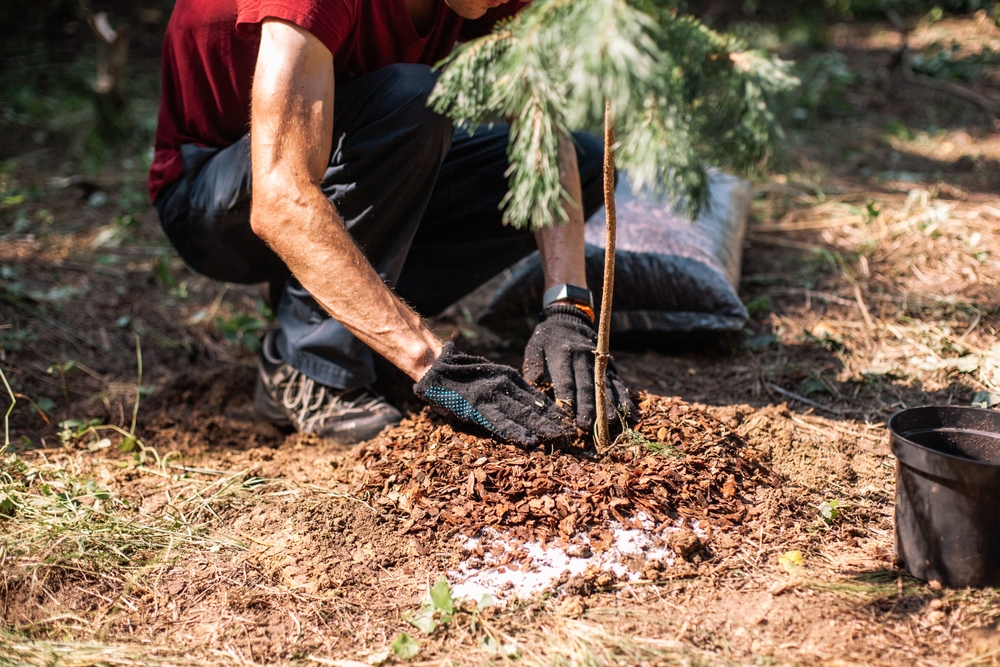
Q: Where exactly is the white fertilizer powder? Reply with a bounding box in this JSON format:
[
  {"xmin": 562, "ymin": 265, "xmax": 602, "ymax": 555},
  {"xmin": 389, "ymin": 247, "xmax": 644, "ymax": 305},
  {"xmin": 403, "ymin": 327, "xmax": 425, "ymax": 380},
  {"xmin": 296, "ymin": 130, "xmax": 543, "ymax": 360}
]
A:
[{"xmin": 450, "ymin": 516, "xmax": 705, "ymax": 602}]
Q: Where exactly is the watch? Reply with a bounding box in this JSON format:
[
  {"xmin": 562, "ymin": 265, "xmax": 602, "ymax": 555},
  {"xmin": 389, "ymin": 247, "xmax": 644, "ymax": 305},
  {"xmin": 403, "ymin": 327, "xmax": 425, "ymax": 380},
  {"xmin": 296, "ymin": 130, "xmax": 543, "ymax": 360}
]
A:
[{"xmin": 542, "ymin": 283, "xmax": 594, "ymax": 309}]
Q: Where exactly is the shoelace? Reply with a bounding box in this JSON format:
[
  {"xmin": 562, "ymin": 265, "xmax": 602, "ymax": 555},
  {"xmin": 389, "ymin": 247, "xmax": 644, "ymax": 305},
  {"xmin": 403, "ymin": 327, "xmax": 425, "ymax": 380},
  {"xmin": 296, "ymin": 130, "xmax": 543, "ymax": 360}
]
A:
[{"xmin": 276, "ymin": 367, "xmax": 387, "ymax": 430}]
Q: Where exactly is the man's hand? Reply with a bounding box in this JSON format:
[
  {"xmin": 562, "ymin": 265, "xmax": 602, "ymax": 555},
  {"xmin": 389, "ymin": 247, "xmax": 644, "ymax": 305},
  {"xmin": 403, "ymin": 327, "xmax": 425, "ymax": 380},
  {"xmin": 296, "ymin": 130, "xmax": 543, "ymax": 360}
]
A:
[
  {"xmin": 527, "ymin": 131, "xmax": 635, "ymax": 431},
  {"xmin": 414, "ymin": 342, "xmax": 574, "ymax": 447},
  {"xmin": 523, "ymin": 304, "xmax": 635, "ymax": 430}
]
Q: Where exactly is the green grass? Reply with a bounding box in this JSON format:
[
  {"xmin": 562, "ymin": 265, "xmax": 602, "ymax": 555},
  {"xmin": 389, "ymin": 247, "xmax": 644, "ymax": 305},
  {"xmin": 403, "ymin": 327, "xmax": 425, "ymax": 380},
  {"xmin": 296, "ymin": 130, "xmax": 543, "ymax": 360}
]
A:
[{"xmin": 613, "ymin": 427, "xmax": 685, "ymax": 458}]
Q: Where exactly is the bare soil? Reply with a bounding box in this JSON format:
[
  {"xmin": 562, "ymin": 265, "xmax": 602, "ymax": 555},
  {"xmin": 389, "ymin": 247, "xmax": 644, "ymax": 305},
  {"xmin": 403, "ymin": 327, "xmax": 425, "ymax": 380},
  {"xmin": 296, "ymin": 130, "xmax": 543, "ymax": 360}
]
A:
[{"xmin": 3, "ymin": 13, "xmax": 1000, "ymax": 667}]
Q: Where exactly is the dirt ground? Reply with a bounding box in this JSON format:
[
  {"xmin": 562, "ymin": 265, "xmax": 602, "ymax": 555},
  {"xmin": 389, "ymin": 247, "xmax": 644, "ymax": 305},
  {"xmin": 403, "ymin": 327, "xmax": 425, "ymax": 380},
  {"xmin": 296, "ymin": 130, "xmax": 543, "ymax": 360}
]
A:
[{"xmin": 3, "ymin": 11, "xmax": 1000, "ymax": 667}]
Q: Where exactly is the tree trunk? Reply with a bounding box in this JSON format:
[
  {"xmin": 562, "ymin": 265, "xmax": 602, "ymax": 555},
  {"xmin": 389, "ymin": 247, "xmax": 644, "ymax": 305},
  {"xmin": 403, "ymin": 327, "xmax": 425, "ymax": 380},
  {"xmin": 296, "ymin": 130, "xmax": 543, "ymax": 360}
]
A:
[
  {"xmin": 594, "ymin": 99, "xmax": 617, "ymax": 452},
  {"xmin": 88, "ymin": 12, "xmax": 130, "ymax": 145}
]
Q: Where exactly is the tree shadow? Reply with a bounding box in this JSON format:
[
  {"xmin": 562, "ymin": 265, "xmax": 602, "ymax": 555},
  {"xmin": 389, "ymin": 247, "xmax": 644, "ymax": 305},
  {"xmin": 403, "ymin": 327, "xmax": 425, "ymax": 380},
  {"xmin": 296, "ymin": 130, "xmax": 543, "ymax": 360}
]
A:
[{"xmin": 806, "ymin": 569, "xmax": 941, "ymax": 619}]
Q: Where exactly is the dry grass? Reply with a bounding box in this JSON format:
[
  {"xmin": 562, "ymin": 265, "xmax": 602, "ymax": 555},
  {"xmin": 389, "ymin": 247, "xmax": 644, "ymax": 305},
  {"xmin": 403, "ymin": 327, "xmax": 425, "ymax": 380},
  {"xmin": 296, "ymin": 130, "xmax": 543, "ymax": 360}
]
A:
[
  {"xmin": 720, "ymin": 174, "xmax": 1000, "ymax": 425},
  {"xmin": 0, "ymin": 448, "xmax": 253, "ymax": 645},
  {"xmin": 0, "ymin": 631, "xmax": 258, "ymax": 667},
  {"xmin": 3, "ymin": 11, "xmax": 1000, "ymax": 667}
]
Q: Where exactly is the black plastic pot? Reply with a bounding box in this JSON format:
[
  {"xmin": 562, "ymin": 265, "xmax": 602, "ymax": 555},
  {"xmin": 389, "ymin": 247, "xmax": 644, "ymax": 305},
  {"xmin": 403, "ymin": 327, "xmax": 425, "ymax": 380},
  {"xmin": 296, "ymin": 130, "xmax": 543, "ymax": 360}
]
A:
[{"xmin": 889, "ymin": 405, "xmax": 1000, "ymax": 588}]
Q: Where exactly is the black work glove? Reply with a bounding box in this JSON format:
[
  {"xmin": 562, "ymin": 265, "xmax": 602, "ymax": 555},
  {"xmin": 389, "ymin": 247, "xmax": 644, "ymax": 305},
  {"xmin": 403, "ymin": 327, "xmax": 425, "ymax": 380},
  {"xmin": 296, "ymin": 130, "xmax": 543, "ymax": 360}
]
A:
[
  {"xmin": 414, "ymin": 342, "xmax": 574, "ymax": 447},
  {"xmin": 523, "ymin": 303, "xmax": 636, "ymax": 430}
]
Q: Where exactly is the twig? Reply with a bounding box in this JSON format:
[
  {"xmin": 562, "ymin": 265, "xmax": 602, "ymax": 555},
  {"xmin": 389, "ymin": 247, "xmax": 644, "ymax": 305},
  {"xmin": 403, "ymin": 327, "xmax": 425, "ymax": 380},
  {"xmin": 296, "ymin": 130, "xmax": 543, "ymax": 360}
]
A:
[
  {"xmin": 794, "ymin": 414, "xmax": 884, "ymax": 443},
  {"xmin": 750, "ymin": 217, "xmax": 861, "ymax": 233},
  {"xmin": 765, "ymin": 382, "xmax": 845, "ymax": 416},
  {"xmin": 594, "ymin": 98, "xmax": 617, "ymax": 452},
  {"xmin": 770, "ymin": 287, "xmax": 857, "ymax": 308},
  {"xmin": 956, "ymin": 646, "xmax": 1000, "ymax": 667},
  {"xmin": 0, "ymin": 365, "xmax": 15, "ymax": 453},
  {"xmin": 300, "ymin": 483, "xmax": 380, "ymax": 514},
  {"xmin": 853, "ymin": 284, "xmax": 875, "ymax": 330},
  {"xmin": 129, "ymin": 335, "xmax": 142, "ymax": 438},
  {"xmin": 13, "ymin": 393, "xmax": 50, "ymax": 425},
  {"xmin": 165, "ymin": 463, "xmax": 235, "ymax": 476},
  {"xmin": 609, "ymin": 575, "xmax": 699, "ymax": 588},
  {"xmin": 959, "ymin": 309, "xmax": 982, "ymax": 342},
  {"xmin": 205, "ymin": 283, "xmax": 229, "ymax": 324},
  {"xmin": 231, "ymin": 531, "xmax": 279, "ymax": 548}
]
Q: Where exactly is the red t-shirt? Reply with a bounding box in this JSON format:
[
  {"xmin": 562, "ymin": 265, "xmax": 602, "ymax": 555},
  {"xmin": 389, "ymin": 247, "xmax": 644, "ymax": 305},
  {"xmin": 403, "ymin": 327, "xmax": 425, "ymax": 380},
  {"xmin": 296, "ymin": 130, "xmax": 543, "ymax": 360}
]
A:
[{"xmin": 148, "ymin": 0, "xmax": 524, "ymax": 202}]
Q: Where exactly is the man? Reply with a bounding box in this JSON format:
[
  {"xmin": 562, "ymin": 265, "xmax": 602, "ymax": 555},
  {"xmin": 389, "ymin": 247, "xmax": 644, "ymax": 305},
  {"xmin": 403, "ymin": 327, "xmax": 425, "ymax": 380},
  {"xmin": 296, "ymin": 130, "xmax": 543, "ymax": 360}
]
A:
[{"xmin": 149, "ymin": 0, "xmax": 633, "ymax": 447}]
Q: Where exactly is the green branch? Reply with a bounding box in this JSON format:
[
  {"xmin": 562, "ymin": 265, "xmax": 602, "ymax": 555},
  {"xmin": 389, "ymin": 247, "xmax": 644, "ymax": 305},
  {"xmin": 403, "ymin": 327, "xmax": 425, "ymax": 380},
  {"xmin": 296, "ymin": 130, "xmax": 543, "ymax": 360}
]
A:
[{"xmin": 430, "ymin": 0, "xmax": 798, "ymax": 230}]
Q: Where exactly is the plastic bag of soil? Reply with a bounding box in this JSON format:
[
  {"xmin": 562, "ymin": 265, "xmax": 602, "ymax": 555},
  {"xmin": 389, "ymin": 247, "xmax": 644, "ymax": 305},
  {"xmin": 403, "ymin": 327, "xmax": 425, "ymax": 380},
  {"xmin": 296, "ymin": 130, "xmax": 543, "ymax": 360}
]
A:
[{"xmin": 478, "ymin": 170, "xmax": 752, "ymax": 343}]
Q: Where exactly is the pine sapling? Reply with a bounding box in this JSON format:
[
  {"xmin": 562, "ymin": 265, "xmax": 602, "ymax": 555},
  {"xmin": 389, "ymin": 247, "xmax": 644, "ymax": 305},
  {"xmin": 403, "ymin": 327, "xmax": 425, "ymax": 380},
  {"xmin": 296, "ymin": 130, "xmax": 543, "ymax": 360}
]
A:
[
  {"xmin": 429, "ymin": 0, "xmax": 796, "ymax": 445},
  {"xmin": 594, "ymin": 99, "xmax": 617, "ymax": 451}
]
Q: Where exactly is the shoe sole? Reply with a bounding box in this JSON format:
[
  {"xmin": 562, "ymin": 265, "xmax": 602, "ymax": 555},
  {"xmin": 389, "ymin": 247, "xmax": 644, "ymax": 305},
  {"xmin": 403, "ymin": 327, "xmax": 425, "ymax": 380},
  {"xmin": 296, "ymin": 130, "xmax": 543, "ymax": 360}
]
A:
[{"xmin": 318, "ymin": 411, "xmax": 402, "ymax": 444}]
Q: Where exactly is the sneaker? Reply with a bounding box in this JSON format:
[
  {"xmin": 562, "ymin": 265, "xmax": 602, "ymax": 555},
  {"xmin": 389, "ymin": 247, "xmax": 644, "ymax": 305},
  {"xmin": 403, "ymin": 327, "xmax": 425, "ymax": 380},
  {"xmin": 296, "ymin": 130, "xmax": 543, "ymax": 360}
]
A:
[{"xmin": 254, "ymin": 331, "xmax": 402, "ymax": 444}]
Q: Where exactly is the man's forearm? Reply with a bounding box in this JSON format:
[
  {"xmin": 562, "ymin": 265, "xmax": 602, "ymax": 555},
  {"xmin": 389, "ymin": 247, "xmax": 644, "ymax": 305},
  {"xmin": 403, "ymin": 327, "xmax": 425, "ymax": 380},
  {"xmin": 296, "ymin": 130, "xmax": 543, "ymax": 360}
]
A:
[
  {"xmin": 250, "ymin": 19, "xmax": 442, "ymax": 382},
  {"xmin": 253, "ymin": 185, "xmax": 441, "ymax": 381},
  {"xmin": 534, "ymin": 132, "xmax": 587, "ymax": 292}
]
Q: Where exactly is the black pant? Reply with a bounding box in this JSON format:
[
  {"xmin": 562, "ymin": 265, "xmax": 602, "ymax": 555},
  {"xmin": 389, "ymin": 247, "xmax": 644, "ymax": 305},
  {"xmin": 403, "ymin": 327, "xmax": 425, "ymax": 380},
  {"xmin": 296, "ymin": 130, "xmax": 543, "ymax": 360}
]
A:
[{"xmin": 155, "ymin": 63, "xmax": 606, "ymax": 390}]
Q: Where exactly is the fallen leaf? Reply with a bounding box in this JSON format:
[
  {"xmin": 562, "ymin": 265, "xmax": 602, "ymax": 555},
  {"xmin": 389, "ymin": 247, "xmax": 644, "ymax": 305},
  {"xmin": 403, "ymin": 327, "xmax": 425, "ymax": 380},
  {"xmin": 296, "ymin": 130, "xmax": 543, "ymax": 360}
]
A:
[{"xmin": 779, "ymin": 550, "xmax": 804, "ymax": 573}]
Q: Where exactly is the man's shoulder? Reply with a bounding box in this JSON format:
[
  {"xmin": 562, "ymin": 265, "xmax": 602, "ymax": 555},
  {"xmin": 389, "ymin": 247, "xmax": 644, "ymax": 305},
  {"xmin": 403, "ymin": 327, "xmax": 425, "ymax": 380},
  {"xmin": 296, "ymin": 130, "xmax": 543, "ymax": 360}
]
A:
[{"xmin": 235, "ymin": 0, "xmax": 362, "ymax": 56}]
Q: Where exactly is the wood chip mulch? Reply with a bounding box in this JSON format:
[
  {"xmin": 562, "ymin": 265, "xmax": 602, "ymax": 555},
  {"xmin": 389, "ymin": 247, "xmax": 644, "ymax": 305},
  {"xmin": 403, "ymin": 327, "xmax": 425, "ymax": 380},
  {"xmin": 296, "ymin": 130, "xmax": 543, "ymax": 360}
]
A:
[{"xmin": 350, "ymin": 393, "xmax": 775, "ymax": 546}]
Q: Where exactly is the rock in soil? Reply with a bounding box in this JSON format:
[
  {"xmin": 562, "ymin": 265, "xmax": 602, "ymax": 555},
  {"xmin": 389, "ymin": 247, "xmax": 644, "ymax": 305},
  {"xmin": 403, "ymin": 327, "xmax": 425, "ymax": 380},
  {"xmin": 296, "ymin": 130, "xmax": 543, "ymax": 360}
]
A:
[{"xmin": 668, "ymin": 529, "xmax": 702, "ymax": 559}]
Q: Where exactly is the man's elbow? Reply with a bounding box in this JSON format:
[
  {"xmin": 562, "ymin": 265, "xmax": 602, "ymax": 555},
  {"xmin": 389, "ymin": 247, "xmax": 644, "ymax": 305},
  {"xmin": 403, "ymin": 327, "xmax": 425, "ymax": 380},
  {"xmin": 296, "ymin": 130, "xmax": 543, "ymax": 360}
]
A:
[
  {"xmin": 249, "ymin": 205, "xmax": 272, "ymax": 243},
  {"xmin": 249, "ymin": 181, "xmax": 284, "ymax": 243},
  {"xmin": 250, "ymin": 171, "xmax": 327, "ymax": 244}
]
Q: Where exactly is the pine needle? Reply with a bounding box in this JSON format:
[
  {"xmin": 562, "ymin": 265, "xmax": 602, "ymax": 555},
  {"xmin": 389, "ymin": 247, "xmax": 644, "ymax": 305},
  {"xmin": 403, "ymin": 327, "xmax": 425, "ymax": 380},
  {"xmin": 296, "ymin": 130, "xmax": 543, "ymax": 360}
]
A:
[{"xmin": 430, "ymin": 0, "xmax": 798, "ymax": 230}]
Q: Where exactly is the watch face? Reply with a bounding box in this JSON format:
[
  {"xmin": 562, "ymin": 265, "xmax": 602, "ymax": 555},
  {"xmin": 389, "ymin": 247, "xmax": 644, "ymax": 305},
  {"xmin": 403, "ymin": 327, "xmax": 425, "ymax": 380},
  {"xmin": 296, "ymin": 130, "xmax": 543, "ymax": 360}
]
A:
[
  {"xmin": 543, "ymin": 284, "xmax": 594, "ymax": 309},
  {"xmin": 564, "ymin": 285, "xmax": 593, "ymax": 306}
]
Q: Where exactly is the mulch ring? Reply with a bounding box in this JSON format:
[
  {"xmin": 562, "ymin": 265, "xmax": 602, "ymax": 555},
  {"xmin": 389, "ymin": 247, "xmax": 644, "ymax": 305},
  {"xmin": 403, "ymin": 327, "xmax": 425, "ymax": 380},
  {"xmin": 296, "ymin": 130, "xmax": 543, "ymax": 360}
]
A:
[{"xmin": 346, "ymin": 392, "xmax": 777, "ymax": 549}]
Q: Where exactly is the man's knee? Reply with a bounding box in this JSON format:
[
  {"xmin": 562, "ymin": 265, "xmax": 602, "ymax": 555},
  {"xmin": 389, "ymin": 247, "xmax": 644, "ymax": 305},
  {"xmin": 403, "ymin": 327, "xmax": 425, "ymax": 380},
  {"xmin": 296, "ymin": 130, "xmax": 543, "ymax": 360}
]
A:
[{"xmin": 572, "ymin": 131, "xmax": 607, "ymax": 219}]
